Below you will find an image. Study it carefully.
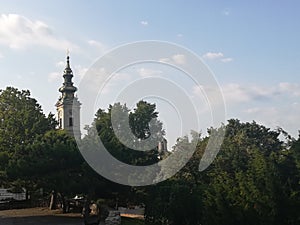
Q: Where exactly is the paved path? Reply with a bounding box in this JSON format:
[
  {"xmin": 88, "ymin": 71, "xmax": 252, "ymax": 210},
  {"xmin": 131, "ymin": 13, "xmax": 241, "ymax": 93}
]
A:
[
  {"xmin": 0, "ymin": 208, "xmax": 84, "ymax": 225},
  {"xmin": 0, "ymin": 215, "xmax": 83, "ymax": 225}
]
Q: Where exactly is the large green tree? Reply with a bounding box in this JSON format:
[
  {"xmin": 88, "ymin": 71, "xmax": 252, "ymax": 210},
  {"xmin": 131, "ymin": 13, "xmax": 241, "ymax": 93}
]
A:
[
  {"xmin": 81, "ymin": 101, "xmax": 166, "ymax": 204},
  {"xmin": 0, "ymin": 87, "xmax": 106, "ymax": 208},
  {"xmin": 144, "ymin": 120, "xmax": 299, "ymax": 225},
  {"xmin": 24, "ymin": 130, "xmax": 84, "ymax": 210},
  {"xmin": 201, "ymin": 120, "xmax": 285, "ymax": 225},
  {"xmin": 93, "ymin": 101, "xmax": 165, "ymax": 166},
  {"xmin": 0, "ymin": 87, "xmax": 56, "ymax": 189},
  {"xmin": 0, "ymin": 87, "xmax": 56, "ymax": 151},
  {"xmin": 275, "ymin": 133, "xmax": 300, "ymax": 224}
]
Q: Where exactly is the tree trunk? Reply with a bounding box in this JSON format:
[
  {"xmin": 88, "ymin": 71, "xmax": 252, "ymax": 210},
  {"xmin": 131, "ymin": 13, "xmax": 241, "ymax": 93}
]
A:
[
  {"xmin": 25, "ymin": 189, "xmax": 29, "ymax": 200},
  {"xmin": 49, "ymin": 190, "xmax": 57, "ymax": 210},
  {"xmin": 60, "ymin": 193, "xmax": 67, "ymax": 213}
]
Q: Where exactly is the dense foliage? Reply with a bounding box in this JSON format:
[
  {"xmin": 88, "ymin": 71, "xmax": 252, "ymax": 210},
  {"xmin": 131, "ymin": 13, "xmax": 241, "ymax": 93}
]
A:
[
  {"xmin": 80, "ymin": 101, "xmax": 166, "ymax": 202},
  {"xmin": 144, "ymin": 120, "xmax": 300, "ymax": 225},
  {"xmin": 1, "ymin": 86, "xmax": 300, "ymax": 225},
  {"xmin": 0, "ymin": 87, "xmax": 86, "ymax": 202},
  {"xmin": 91, "ymin": 101, "xmax": 164, "ymax": 166}
]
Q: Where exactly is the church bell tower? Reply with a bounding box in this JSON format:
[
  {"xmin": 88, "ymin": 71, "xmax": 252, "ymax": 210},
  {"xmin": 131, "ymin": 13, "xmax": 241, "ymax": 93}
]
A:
[{"xmin": 55, "ymin": 55, "xmax": 81, "ymax": 139}]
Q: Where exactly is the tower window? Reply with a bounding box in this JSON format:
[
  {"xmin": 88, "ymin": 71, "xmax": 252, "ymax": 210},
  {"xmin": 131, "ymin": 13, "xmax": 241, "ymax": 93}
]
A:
[
  {"xmin": 59, "ymin": 118, "xmax": 62, "ymax": 129},
  {"xmin": 69, "ymin": 117, "xmax": 73, "ymax": 126}
]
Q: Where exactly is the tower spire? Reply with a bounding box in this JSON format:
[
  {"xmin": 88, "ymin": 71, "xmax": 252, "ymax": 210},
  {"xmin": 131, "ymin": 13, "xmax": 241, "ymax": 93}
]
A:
[
  {"xmin": 59, "ymin": 55, "xmax": 77, "ymax": 98},
  {"xmin": 55, "ymin": 54, "xmax": 81, "ymax": 139},
  {"xmin": 65, "ymin": 49, "xmax": 71, "ymax": 70},
  {"xmin": 64, "ymin": 54, "xmax": 73, "ymax": 76}
]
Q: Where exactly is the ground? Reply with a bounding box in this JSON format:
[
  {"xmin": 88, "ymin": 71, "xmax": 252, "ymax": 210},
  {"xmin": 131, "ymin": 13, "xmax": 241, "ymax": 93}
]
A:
[
  {"xmin": 0, "ymin": 207, "xmax": 144, "ymax": 225},
  {"xmin": 0, "ymin": 207, "xmax": 82, "ymax": 225}
]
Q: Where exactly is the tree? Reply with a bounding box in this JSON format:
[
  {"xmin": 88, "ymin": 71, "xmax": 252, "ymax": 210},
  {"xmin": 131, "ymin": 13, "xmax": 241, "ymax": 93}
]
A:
[
  {"xmin": 145, "ymin": 131, "xmax": 205, "ymax": 225},
  {"xmin": 201, "ymin": 120, "xmax": 286, "ymax": 225},
  {"xmin": 0, "ymin": 87, "xmax": 57, "ymax": 194},
  {"xmin": 274, "ymin": 133, "xmax": 300, "ymax": 224},
  {"xmin": 93, "ymin": 101, "xmax": 165, "ymax": 166},
  {"xmin": 144, "ymin": 119, "xmax": 297, "ymax": 225},
  {"xmin": 81, "ymin": 101, "xmax": 166, "ymax": 205},
  {"xmin": 27, "ymin": 130, "xmax": 84, "ymax": 210},
  {"xmin": 0, "ymin": 87, "xmax": 56, "ymax": 152}
]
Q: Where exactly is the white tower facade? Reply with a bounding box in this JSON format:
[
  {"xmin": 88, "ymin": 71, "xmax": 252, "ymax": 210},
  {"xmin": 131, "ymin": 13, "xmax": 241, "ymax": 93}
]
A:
[{"xmin": 55, "ymin": 56, "xmax": 81, "ymax": 139}]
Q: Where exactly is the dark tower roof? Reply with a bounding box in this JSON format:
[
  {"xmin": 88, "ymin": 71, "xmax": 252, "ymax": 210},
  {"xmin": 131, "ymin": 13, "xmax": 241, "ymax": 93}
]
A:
[{"xmin": 59, "ymin": 55, "xmax": 77, "ymax": 95}]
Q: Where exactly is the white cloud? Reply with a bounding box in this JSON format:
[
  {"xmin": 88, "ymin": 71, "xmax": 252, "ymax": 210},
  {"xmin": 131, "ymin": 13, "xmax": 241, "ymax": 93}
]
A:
[
  {"xmin": 177, "ymin": 33, "xmax": 183, "ymax": 38},
  {"xmin": 192, "ymin": 85, "xmax": 203, "ymax": 96},
  {"xmin": 242, "ymin": 107, "xmax": 280, "ymax": 128},
  {"xmin": 49, "ymin": 61, "xmax": 88, "ymax": 83},
  {"xmin": 76, "ymin": 66, "xmax": 131, "ymax": 95},
  {"xmin": 88, "ymin": 40, "xmax": 103, "ymax": 48},
  {"xmin": 222, "ymin": 83, "xmax": 252, "ymax": 103},
  {"xmin": 279, "ymin": 82, "xmax": 300, "ymax": 96},
  {"xmin": 202, "ymin": 51, "xmax": 233, "ymax": 63},
  {"xmin": 159, "ymin": 54, "xmax": 186, "ymax": 65},
  {"xmin": 221, "ymin": 83, "xmax": 279, "ymax": 104},
  {"xmin": 112, "ymin": 72, "xmax": 131, "ymax": 81},
  {"xmin": 191, "ymin": 83, "xmax": 249, "ymax": 105},
  {"xmin": 74, "ymin": 65, "xmax": 89, "ymax": 80},
  {"xmin": 55, "ymin": 60, "xmax": 65, "ymax": 68},
  {"xmin": 101, "ymin": 72, "xmax": 131, "ymax": 94},
  {"xmin": 242, "ymin": 104, "xmax": 300, "ymax": 138},
  {"xmin": 77, "ymin": 67, "xmax": 107, "ymax": 94},
  {"xmin": 87, "ymin": 40, "xmax": 106, "ymax": 53},
  {"xmin": 48, "ymin": 61, "xmax": 65, "ymax": 82},
  {"xmin": 0, "ymin": 14, "xmax": 78, "ymax": 51},
  {"xmin": 244, "ymin": 107, "xmax": 278, "ymax": 116},
  {"xmin": 172, "ymin": 54, "xmax": 186, "ymax": 65},
  {"xmin": 0, "ymin": 52, "xmax": 3, "ymax": 59},
  {"xmin": 159, "ymin": 57, "xmax": 172, "ymax": 64},
  {"xmin": 192, "ymin": 82, "xmax": 295, "ymax": 106},
  {"xmin": 221, "ymin": 57, "xmax": 233, "ymax": 63},
  {"xmin": 202, "ymin": 52, "xmax": 224, "ymax": 60},
  {"xmin": 137, "ymin": 68, "xmax": 162, "ymax": 77},
  {"xmin": 192, "ymin": 82, "xmax": 300, "ymax": 138},
  {"xmin": 244, "ymin": 107, "xmax": 260, "ymax": 114},
  {"xmin": 221, "ymin": 82, "xmax": 300, "ymax": 105},
  {"xmin": 48, "ymin": 72, "xmax": 60, "ymax": 82},
  {"xmin": 140, "ymin": 21, "xmax": 148, "ymax": 26}
]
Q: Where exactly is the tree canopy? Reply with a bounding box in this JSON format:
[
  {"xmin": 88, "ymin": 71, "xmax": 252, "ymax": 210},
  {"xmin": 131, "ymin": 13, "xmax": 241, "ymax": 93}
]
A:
[
  {"xmin": 0, "ymin": 87, "xmax": 56, "ymax": 152},
  {"xmin": 90, "ymin": 101, "xmax": 165, "ymax": 166},
  {"xmin": 1, "ymin": 86, "xmax": 300, "ymax": 225},
  {"xmin": 0, "ymin": 87, "xmax": 82, "ymax": 200},
  {"xmin": 144, "ymin": 120, "xmax": 300, "ymax": 225}
]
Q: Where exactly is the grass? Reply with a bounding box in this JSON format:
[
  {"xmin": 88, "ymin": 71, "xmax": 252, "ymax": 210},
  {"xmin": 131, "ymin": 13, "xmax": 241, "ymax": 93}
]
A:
[{"xmin": 122, "ymin": 217, "xmax": 145, "ymax": 225}]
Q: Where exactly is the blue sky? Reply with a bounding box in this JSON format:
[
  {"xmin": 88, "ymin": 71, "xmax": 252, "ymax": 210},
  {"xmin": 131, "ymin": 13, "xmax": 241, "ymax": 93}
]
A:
[{"xmin": 0, "ymin": 1, "xmax": 300, "ymax": 147}]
